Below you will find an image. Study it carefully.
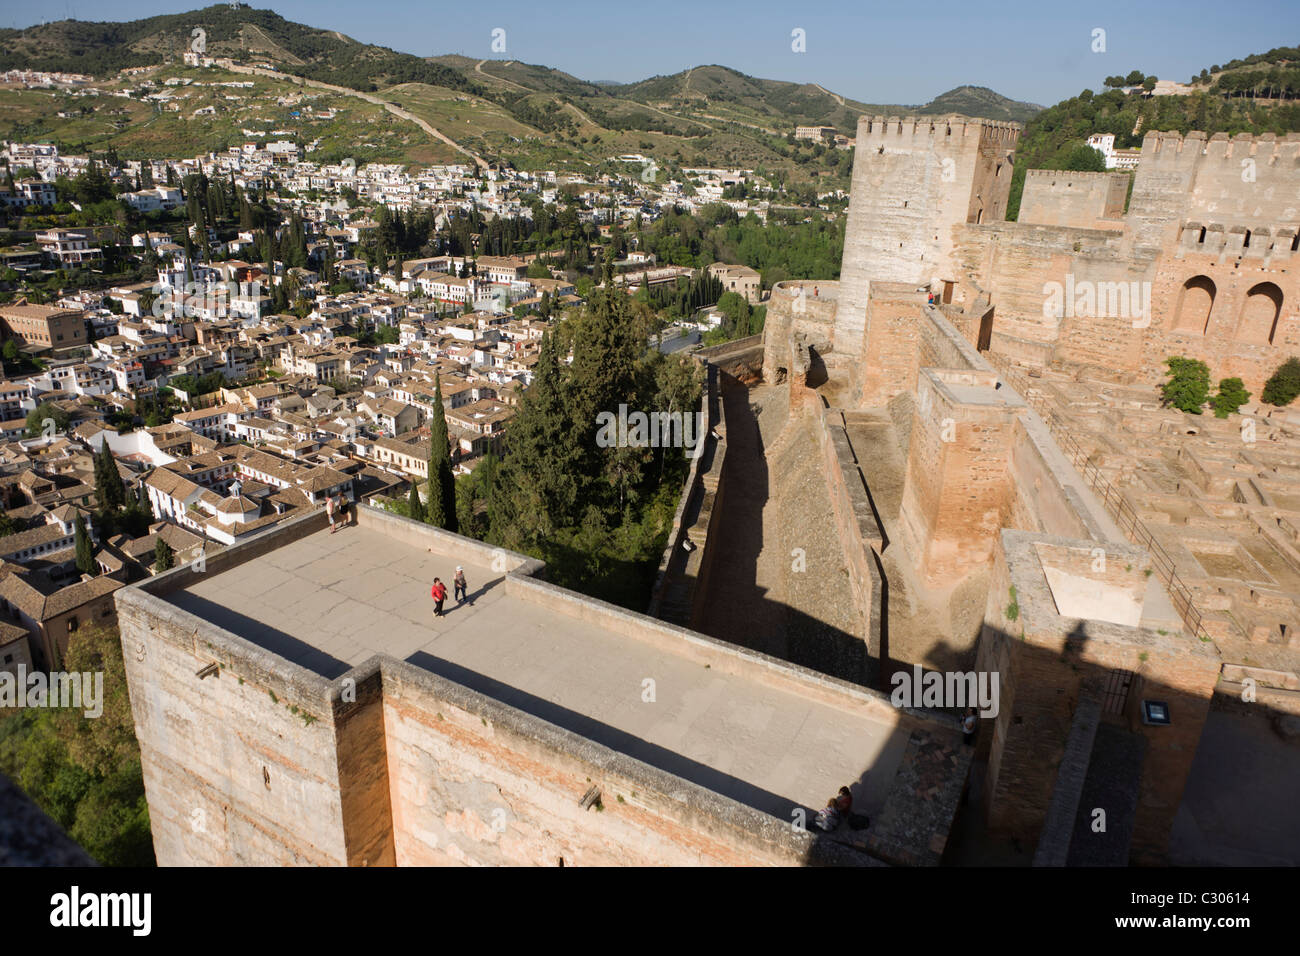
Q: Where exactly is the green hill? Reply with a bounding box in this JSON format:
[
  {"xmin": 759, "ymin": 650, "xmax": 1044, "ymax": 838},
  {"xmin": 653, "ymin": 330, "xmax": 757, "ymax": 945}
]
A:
[
  {"xmin": 0, "ymin": 5, "xmax": 478, "ymax": 93},
  {"xmin": 0, "ymin": 6, "xmax": 1044, "ymax": 183},
  {"xmin": 919, "ymin": 86, "xmax": 1042, "ymax": 124}
]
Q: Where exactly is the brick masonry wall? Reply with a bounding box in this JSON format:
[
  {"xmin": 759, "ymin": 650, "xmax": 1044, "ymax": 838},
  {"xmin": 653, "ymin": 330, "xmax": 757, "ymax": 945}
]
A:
[
  {"xmin": 762, "ymin": 282, "xmax": 837, "ymax": 384},
  {"xmin": 898, "ymin": 374, "xmax": 1018, "ymax": 586},
  {"xmin": 1139, "ymin": 249, "xmax": 1300, "ymax": 393}
]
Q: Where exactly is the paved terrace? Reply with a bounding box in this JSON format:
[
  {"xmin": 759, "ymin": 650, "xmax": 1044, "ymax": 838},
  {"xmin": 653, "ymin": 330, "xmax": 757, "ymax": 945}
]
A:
[{"xmin": 163, "ymin": 512, "xmax": 933, "ymax": 829}]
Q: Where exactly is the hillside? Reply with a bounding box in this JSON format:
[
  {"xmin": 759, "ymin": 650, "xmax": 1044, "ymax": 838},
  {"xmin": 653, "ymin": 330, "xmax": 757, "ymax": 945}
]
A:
[
  {"xmin": 0, "ymin": 5, "xmax": 478, "ymax": 93},
  {"xmin": 0, "ymin": 62, "xmax": 461, "ymax": 166},
  {"xmin": 1189, "ymin": 44, "xmax": 1300, "ymax": 86},
  {"xmin": 0, "ymin": 6, "xmax": 1039, "ymax": 182},
  {"xmin": 919, "ymin": 86, "xmax": 1041, "ymax": 124}
]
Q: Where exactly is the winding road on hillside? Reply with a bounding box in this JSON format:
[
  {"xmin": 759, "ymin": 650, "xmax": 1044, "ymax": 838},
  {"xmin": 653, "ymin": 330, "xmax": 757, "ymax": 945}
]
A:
[
  {"xmin": 225, "ymin": 63, "xmax": 487, "ymax": 168},
  {"xmin": 473, "ymin": 59, "xmax": 529, "ymax": 93},
  {"xmin": 812, "ymin": 84, "xmax": 844, "ymax": 106}
]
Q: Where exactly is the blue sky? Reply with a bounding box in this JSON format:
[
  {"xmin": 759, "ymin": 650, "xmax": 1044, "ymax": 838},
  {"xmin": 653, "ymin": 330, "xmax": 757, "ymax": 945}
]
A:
[{"xmin": 5, "ymin": 0, "xmax": 1299, "ymax": 107}]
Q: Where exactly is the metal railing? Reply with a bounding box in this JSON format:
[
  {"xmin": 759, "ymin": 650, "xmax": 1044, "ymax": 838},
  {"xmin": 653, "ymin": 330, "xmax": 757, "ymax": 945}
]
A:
[{"xmin": 988, "ymin": 354, "xmax": 1212, "ymax": 643}]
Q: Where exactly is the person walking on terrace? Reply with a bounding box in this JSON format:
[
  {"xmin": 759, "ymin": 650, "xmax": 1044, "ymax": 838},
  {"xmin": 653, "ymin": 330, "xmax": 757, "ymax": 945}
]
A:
[
  {"xmin": 431, "ymin": 577, "xmax": 447, "ymax": 617},
  {"xmin": 454, "ymin": 566, "xmax": 468, "ymax": 604}
]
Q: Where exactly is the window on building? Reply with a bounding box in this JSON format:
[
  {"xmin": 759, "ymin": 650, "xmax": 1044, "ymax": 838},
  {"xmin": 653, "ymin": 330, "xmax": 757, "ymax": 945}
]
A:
[{"xmin": 1101, "ymin": 668, "xmax": 1134, "ymax": 715}]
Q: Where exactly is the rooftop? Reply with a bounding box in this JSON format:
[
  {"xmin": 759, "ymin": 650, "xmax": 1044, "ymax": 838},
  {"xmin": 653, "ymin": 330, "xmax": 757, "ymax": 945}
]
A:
[{"xmin": 160, "ymin": 510, "xmax": 934, "ymax": 826}]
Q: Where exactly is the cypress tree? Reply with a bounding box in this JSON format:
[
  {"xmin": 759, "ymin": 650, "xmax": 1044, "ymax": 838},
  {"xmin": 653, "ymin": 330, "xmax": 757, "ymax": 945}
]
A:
[
  {"xmin": 426, "ymin": 374, "xmax": 458, "ymax": 532},
  {"xmin": 154, "ymin": 537, "xmax": 175, "ymax": 573},
  {"xmin": 407, "ymin": 481, "xmax": 422, "ymax": 520},
  {"xmin": 74, "ymin": 516, "xmax": 95, "ymax": 576},
  {"xmin": 568, "ymin": 259, "xmax": 646, "ymax": 505},
  {"xmin": 487, "ymin": 331, "xmax": 581, "ymax": 551},
  {"xmin": 95, "ymin": 442, "xmax": 126, "ymax": 512}
]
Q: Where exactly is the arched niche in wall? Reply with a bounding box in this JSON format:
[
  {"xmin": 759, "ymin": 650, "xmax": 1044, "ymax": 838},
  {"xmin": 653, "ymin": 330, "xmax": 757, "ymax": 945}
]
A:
[
  {"xmin": 1173, "ymin": 275, "xmax": 1216, "ymax": 334},
  {"xmin": 1236, "ymin": 281, "xmax": 1283, "ymax": 345}
]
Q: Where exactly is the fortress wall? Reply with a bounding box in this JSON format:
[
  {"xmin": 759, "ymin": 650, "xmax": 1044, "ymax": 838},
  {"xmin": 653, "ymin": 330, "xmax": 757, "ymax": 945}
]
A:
[
  {"xmin": 859, "ymin": 287, "xmax": 928, "ymax": 406},
  {"xmin": 379, "ymin": 659, "xmax": 868, "ymax": 867},
  {"xmin": 1019, "ymin": 170, "xmax": 1128, "ymax": 230},
  {"xmin": 116, "ymin": 580, "xmax": 354, "ymax": 866},
  {"xmin": 951, "ymin": 211, "xmax": 1299, "ymax": 388},
  {"xmin": 1130, "ymin": 131, "xmax": 1300, "ymax": 249},
  {"xmin": 647, "ymin": 360, "xmax": 718, "ymax": 622},
  {"xmin": 762, "ymin": 281, "xmax": 837, "ymax": 383},
  {"xmin": 898, "ymin": 369, "xmax": 1022, "ymax": 586},
  {"xmin": 1128, "ymin": 131, "xmax": 1207, "ymax": 249},
  {"xmin": 951, "ymin": 221, "xmax": 1149, "ymax": 364},
  {"xmin": 838, "ymin": 116, "xmax": 1019, "ymax": 355},
  {"xmin": 689, "ymin": 365, "xmax": 729, "ymax": 631},
  {"xmin": 1187, "ymin": 133, "xmax": 1300, "ymax": 225},
  {"xmin": 1005, "ymin": 415, "xmax": 1111, "ymax": 543},
  {"xmin": 1141, "ymin": 247, "xmax": 1300, "ymax": 393},
  {"xmin": 696, "ymin": 334, "xmax": 764, "ymax": 381},
  {"xmin": 979, "ymin": 531, "xmax": 1221, "ymax": 863},
  {"xmin": 812, "ymin": 407, "xmax": 884, "ymax": 669},
  {"xmin": 858, "ymin": 289, "xmax": 982, "ymax": 407},
  {"xmin": 970, "ymin": 122, "xmax": 1020, "ymax": 227},
  {"xmin": 866, "ymin": 302, "xmax": 1120, "ymax": 588}
]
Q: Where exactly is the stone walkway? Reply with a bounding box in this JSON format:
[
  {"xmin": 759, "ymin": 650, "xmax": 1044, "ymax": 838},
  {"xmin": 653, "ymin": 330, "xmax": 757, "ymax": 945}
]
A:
[{"xmin": 697, "ymin": 380, "xmax": 866, "ymax": 683}]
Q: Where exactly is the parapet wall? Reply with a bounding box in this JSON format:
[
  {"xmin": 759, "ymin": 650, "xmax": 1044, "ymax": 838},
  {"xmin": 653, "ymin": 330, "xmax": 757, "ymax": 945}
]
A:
[
  {"xmin": 1019, "ymin": 170, "xmax": 1128, "ymax": 231},
  {"xmin": 857, "ymin": 114, "xmax": 1021, "ymax": 148},
  {"xmin": 1129, "ymin": 130, "xmax": 1300, "ymax": 250},
  {"xmin": 813, "ymin": 407, "xmax": 886, "ymax": 678}
]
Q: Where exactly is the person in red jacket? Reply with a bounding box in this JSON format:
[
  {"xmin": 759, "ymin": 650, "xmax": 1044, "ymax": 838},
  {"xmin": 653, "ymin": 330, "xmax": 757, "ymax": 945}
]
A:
[{"xmin": 431, "ymin": 577, "xmax": 447, "ymax": 617}]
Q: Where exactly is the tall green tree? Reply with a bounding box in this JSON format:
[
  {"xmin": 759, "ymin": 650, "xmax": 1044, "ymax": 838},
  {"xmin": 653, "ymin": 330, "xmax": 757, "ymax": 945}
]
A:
[
  {"xmin": 94, "ymin": 442, "xmax": 126, "ymax": 512},
  {"xmin": 153, "ymin": 537, "xmax": 174, "ymax": 574},
  {"xmin": 487, "ymin": 332, "xmax": 582, "ymax": 551},
  {"xmin": 73, "ymin": 516, "xmax": 95, "ymax": 576},
  {"xmin": 425, "ymin": 375, "xmax": 458, "ymax": 532}
]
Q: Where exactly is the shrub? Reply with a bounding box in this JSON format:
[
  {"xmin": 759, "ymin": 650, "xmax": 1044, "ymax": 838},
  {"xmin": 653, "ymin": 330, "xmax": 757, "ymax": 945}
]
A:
[
  {"xmin": 1160, "ymin": 356, "xmax": 1210, "ymax": 414},
  {"xmin": 1261, "ymin": 356, "xmax": 1300, "ymax": 407},
  {"xmin": 1211, "ymin": 377, "xmax": 1250, "ymax": 418}
]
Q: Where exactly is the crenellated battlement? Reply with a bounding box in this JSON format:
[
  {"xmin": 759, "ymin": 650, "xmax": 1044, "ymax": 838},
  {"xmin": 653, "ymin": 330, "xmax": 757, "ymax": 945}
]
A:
[
  {"xmin": 1177, "ymin": 219, "xmax": 1298, "ymax": 260},
  {"xmin": 1140, "ymin": 128, "xmax": 1300, "ymax": 167},
  {"xmin": 1024, "ymin": 169, "xmax": 1116, "ymax": 180},
  {"xmin": 856, "ymin": 114, "xmax": 1021, "ymax": 149}
]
